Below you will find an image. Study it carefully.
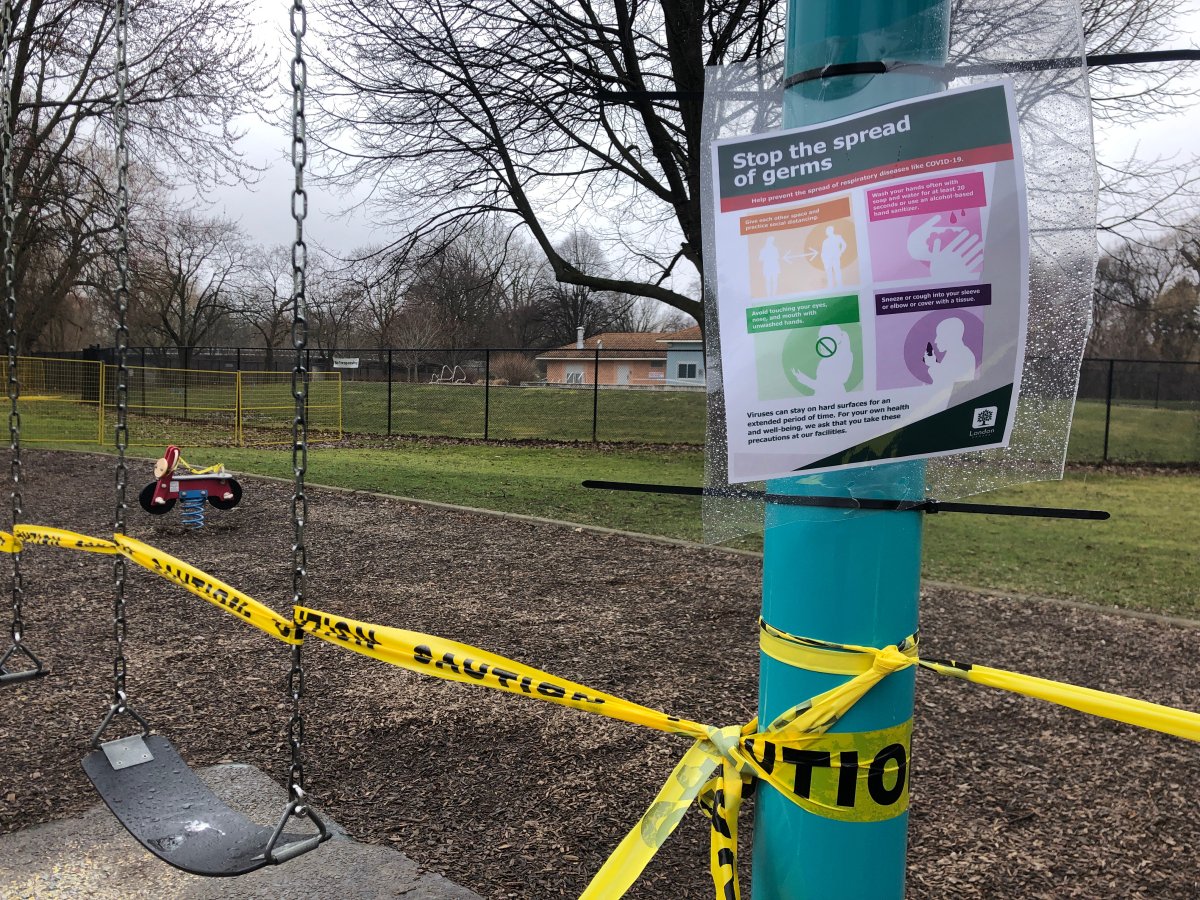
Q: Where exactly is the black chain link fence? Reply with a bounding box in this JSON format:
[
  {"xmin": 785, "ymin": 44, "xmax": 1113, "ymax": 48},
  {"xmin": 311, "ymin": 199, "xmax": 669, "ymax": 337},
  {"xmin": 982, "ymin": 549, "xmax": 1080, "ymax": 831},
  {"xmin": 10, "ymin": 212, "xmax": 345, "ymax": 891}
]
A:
[
  {"xmin": 46, "ymin": 347, "xmax": 1199, "ymax": 463},
  {"xmin": 1076, "ymin": 359, "xmax": 1200, "ymax": 464}
]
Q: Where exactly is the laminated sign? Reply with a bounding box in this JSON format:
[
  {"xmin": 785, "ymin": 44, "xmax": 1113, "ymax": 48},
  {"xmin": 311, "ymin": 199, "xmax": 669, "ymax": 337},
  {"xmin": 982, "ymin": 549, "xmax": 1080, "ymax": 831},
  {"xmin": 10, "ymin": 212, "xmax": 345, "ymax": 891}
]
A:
[{"xmin": 710, "ymin": 82, "xmax": 1028, "ymax": 482}]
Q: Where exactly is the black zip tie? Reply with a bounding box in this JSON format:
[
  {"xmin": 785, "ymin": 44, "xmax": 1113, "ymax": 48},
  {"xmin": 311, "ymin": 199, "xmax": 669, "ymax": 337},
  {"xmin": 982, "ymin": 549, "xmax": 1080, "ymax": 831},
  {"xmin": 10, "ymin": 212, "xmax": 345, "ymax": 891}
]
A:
[
  {"xmin": 581, "ymin": 480, "xmax": 1109, "ymax": 521},
  {"xmin": 784, "ymin": 50, "xmax": 1200, "ymax": 89},
  {"xmin": 594, "ymin": 50, "xmax": 1200, "ymax": 101}
]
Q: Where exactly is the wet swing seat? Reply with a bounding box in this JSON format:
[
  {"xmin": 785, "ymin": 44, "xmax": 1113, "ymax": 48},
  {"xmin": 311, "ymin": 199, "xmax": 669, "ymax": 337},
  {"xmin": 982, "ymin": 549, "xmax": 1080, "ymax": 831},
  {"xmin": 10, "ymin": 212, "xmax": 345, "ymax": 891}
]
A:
[{"xmin": 83, "ymin": 733, "xmax": 330, "ymax": 876}]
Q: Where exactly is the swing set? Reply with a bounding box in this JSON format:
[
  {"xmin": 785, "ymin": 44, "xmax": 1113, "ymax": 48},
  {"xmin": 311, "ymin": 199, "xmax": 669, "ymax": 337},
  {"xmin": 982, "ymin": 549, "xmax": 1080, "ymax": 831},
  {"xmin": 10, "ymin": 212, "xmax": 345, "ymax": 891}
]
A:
[
  {"xmin": 5, "ymin": 0, "xmax": 1200, "ymax": 894},
  {"xmin": 0, "ymin": 0, "xmax": 331, "ymax": 875}
]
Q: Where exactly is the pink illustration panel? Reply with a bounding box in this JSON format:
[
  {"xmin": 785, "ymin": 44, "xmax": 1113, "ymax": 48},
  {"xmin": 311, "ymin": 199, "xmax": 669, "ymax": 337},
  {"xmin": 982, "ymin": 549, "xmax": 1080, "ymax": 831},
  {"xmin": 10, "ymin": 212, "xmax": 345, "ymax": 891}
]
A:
[{"xmin": 866, "ymin": 172, "xmax": 988, "ymax": 283}]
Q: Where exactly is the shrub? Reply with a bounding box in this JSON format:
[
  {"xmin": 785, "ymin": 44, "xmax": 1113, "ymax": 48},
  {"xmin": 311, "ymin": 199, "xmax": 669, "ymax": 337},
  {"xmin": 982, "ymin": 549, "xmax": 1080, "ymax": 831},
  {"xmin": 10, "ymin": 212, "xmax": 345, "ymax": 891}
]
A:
[{"xmin": 490, "ymin": 352, "xmax": 537, "ymax": 385}]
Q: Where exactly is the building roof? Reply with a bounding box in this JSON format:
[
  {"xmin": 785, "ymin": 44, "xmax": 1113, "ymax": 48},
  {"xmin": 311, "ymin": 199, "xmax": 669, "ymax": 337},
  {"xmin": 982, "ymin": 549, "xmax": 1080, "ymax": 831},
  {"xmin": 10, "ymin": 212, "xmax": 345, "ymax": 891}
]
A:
[
  {"xmin": 536, "ymin": 331, "xmax": 669, "ymax": 360},
  {"xmin": 658, "ymin": 325, "xmax": 703, "ymax": 344}
]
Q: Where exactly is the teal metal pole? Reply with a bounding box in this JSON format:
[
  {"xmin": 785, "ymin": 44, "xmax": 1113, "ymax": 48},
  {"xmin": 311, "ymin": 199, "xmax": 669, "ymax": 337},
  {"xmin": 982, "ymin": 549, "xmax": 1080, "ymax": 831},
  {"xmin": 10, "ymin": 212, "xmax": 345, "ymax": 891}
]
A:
[{"xmin": 751, "ymin": 3, "xmax": 951, "ymax": 899}]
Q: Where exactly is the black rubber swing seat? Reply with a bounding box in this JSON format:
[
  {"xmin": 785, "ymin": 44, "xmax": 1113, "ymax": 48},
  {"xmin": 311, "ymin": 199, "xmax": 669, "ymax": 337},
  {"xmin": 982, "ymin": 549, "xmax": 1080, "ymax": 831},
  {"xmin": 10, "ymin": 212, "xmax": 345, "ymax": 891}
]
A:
[{"xmin": 83, "ymin": 734, "xmax": 329, "ymax": 876}]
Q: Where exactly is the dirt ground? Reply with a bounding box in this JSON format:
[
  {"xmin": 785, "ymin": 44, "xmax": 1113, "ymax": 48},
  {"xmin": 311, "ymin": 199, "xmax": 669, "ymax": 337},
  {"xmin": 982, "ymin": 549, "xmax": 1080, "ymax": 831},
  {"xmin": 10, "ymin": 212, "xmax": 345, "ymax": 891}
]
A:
[{"xmin": 1, "ymin": 449, "xmax": 1198, "ymax": 899}]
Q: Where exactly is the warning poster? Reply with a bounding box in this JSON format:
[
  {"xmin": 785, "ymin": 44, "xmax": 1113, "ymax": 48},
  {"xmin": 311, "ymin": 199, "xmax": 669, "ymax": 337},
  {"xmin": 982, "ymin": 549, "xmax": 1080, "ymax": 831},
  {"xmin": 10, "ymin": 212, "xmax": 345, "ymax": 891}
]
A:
[{"xmin": 709, "ymin": 82, "xmax": 1028, "ymax": 483}]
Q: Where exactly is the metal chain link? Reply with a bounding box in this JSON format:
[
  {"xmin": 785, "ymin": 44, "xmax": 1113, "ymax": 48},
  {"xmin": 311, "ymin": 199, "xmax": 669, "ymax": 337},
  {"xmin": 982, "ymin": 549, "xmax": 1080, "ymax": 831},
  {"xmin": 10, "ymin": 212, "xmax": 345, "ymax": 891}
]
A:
[
  {"xmin": 287, "ymin": 0, "xmax": 309, "ymax": 804},
  {"xmin": 110, "ymin": 0, "xmax": 131, "ymax": 711},
  {"xmin": 1, "ymin": 0, "xmax": 22, "ymax": 654}
]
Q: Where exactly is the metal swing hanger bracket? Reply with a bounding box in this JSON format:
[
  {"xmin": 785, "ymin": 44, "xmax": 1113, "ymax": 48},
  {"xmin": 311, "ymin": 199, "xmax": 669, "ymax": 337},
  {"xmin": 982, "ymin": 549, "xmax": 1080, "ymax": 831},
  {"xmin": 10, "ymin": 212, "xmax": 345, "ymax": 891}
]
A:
[
  {"xmin": 0, "ymin": 642, "xmax": 47, "ymax": 684},
  {"xmin": 580, "ymin": 480, "xmax": 1110, "ymax": 521}
]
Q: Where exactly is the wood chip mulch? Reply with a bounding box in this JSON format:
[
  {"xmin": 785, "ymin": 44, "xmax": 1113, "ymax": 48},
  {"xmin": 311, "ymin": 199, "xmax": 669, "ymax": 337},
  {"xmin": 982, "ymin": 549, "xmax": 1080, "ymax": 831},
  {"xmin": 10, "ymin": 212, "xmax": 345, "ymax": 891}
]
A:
[{"xmin": 1, "ymin": 450, "xmax": 1198, "ymax": 898}]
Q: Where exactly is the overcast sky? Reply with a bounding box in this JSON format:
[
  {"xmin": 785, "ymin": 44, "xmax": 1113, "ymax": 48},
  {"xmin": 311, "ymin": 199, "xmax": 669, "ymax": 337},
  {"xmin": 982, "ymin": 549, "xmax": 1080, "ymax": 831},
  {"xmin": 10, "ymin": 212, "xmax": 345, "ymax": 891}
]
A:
[{"xmin": 196, "ymin": 7, "xmax": 1200, "ymax": 262}]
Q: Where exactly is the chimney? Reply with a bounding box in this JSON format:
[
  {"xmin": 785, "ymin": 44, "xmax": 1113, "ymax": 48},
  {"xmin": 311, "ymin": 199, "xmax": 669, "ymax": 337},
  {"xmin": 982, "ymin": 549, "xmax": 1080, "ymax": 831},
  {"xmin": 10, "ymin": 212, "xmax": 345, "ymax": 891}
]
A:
[{"xmin": 576, "ymin": 326, "xmax": 584, "ymax": 349}]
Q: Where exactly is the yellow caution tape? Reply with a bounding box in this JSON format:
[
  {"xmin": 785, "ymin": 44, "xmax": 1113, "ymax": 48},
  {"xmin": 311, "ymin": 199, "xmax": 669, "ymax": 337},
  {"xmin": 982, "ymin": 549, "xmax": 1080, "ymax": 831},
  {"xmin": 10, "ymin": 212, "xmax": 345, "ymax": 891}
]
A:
[
  {"xmin": 744, "ymin": 719, "xmax": 912, "ymax": 823},
  {"xmin": 585, "ymin": 737, "xmax": 726, "ymax": 899},
  {"xmin": 296, "ymin": 606, "xmax": 920, "ymax": 898},
  {"xmin": 292, "ymin": 605, "xmax": 705, "ymax": 735},
  {"xmin": 759, "ymin": 618, "xmax": 878, "ymax": 675},
  {"xmin": 919, "ymin": 656, "xmax": 1200, "ymax": 742},
  {"xmin": 293, "ymin": 605, "xmax": 746, "ymax": 898},
  {"xmin": 762, "ymin": 618, "xmax": 1200, "ymax": 744},
  {"xmin": 115, "ymin": 534, "xmax": 301, "ymax": 644},
  {"xmin": 13, "ymin": 525, "xmax": 118, "ymax": 554},
  {"xmin": 177, "ymin": 457, "xmax": 225, "ymax": 475},
  {"xmin": 3, "ymin": 526, "xmax": 1198, "ymax": 897}
]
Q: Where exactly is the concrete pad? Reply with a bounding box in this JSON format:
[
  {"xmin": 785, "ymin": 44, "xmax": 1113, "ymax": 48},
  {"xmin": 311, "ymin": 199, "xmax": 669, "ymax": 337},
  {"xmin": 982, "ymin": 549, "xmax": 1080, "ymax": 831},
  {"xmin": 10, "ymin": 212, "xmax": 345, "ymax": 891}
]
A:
[{"xmin": 0, "ymin": 764, "xmax": 481, "ymax": 899}]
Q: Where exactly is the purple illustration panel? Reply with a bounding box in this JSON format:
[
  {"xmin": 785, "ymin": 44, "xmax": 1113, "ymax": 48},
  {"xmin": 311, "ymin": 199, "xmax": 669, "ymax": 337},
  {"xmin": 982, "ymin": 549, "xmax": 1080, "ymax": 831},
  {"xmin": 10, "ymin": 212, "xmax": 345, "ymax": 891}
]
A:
[{"xmin": 875, "ymin": 308, "xmax": 985, "ymax": 390}]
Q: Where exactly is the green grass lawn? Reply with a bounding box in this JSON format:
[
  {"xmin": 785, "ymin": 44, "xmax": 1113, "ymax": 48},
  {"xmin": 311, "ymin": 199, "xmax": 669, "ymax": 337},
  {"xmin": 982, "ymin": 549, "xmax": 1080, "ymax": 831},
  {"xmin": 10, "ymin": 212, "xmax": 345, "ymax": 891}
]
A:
[
  {"xmin": 921, "ymin": 474, "xmax": 1200, "ymax": 617},
  {"xmin": 206, "ymin": 442, "xmax": 708, "ymax": 539},
  {"xmin": 79, "ymin": 440, "xmax": 1197, "ymax": 620},
  {"xmin": 20, "ymin": 378, "xmax": 1199, "ymax": 464},
  {"xmin": 340, "ymin": 382, "xmax": 709, "ymax": 443},
  {"xmin": 1066, "ymin": 400, "xmax": 1199, "ymax": 464}
]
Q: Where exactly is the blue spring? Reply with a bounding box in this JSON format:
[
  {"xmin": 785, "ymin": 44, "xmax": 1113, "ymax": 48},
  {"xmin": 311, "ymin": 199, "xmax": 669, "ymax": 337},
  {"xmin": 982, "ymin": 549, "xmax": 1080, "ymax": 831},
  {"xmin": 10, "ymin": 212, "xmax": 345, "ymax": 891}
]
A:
[{"xmin": 179, "ymin": 489, "xmax": 207, "ymax": 530}]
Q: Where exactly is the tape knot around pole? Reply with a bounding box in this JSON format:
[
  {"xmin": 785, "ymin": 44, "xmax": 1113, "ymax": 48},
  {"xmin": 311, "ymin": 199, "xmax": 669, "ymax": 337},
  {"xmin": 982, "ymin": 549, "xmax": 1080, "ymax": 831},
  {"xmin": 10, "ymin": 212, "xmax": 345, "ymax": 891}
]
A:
[{"xmin": 872, "ymin": 644, "xmax": 917, "ymax": 674}]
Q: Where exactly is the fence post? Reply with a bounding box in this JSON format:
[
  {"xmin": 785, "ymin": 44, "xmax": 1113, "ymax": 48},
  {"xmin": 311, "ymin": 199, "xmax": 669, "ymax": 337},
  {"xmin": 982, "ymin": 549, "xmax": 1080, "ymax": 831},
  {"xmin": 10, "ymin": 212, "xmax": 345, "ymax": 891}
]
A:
[
  {"xmin": 236, "ymin": 372, "xmax": 243, "ymax": 447},
  {"xmin": 236, "ymin": 347, "xmax": 241, "ymax": 371},
  {"xmin": 182, "ymin": 346, "xmax": 190, "ymax": 420},
  {"xmin": 387, "ymin": 348, "xmax": 393, "ymax": 437},
  {"xmin": 483, "ymin": 348, "xmax": 491, "ymax": 441},
  {"xmin": 98, "ymin": 360, "xmax": 105, "ymax": 445},
  {"xmin": 1154, "ymin": 370, "xmax": 1160, "ymax": 410},
  {"xmin": 140, "ymin": 347, "xmax": 146, "ymax": 415},
  {"xmin": 591, "ymin": 346, "xmax": 600, "ymax": 443},
  {"xmin": 1102, "ymin": 358, "xmax": 1115, "ymax": 463}
]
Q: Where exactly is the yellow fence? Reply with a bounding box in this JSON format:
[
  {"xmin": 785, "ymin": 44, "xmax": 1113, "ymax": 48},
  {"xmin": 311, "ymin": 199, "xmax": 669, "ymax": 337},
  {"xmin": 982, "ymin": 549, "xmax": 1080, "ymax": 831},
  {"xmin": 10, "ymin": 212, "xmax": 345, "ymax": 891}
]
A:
[
  {"xmin": 238, "ymin": 370, "xmax": 344, "ymax": 446},
  {"xmin": 114, "ymin": 364, "xmax": 240, "ymax": 445},
  {"xmin": 0, "ymin": 357, "xmax": 342, "ymax": 447},
  {"xmin": 0, "ymin": 356, "xmax": 104, "ymax": 444}
]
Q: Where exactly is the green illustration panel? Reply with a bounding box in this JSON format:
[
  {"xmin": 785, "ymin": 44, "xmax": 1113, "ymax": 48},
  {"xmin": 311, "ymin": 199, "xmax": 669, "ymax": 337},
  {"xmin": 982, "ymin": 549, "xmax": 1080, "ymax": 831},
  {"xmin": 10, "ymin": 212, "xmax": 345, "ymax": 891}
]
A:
[{"xmin": 754, "ymin": 321, "xmax": 864, "ymax": 402}]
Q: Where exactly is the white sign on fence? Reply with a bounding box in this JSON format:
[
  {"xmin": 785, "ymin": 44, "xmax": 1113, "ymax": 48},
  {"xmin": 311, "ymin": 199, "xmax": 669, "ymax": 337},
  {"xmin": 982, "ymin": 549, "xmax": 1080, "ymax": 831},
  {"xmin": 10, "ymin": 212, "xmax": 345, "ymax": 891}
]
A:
[{"xmin": 332, "ymin": 357, "xmax": 360, "ymax": 369}]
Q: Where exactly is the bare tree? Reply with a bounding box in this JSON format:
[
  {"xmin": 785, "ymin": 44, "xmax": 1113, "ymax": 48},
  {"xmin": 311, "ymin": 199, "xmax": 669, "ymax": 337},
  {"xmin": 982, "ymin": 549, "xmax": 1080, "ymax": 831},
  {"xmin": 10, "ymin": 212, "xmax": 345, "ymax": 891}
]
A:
[
  {"xmin": 1090, "ymin": 226, "xmax": 1200, "ymax": 359},
  {"xmin": 2, "ymin": 0, "xmax": 272, "ymax": 349},
  {"xmin": 535, "ymin": 230, "xmax": 635, "ymax": 344},
  {"xmin": 309, "ymin": 0, "xmax": 782, "ymax": 325},
  {"xmin": 307, "ymin": 251, "xmax": 361, "ymax": 361},
  {"xmin": 493, "ymin": 240, "xmax": 554, "ymax": 347},
  {"xmin": 403, "ymin": 226, "xmax": 507, "ymax": 350},
  {"xmin": 231, "ymin": 245, "xmax": 294, "ymax": 369},
  {"xmin": 311, "ymin": 0, "xmax": 1194, "ymax": 329},
  {"xmin": 130, "ymin": 209, "xmax": 249, "ymax": 362},
  {"xmin": 348, "ymin": 250, "xmax": 407, "ymax": 348},
  {"xmin": 392, "ymin": 310, "xmax": 447, "ymax": 381},
  {"xmin": 616, "ymin": 296, "xmax": 697, "ymax": 333}
]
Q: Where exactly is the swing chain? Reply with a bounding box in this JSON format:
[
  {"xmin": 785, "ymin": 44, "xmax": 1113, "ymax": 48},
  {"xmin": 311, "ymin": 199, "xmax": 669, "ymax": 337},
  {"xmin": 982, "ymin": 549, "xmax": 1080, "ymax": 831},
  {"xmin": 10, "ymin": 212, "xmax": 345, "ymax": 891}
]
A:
[
  {"xmin": 110, "ymin": 0, "xmax": 132, "ymax": 709},
  {"xmin": 287, "ymin": 0, "xmax": 308, "ymax": 805},
  {"xmin": 1, "ymin": 0, "xmax": 23, "ymax": 651}
]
